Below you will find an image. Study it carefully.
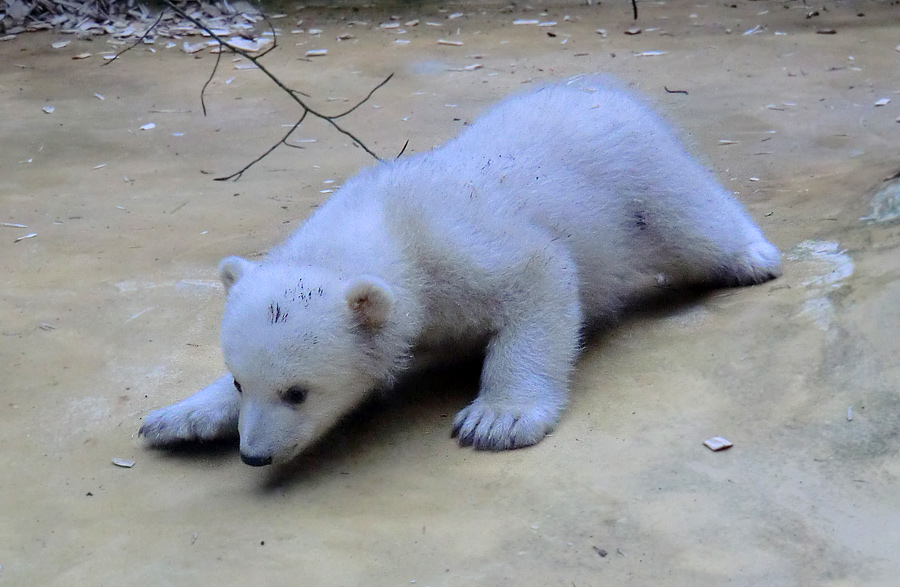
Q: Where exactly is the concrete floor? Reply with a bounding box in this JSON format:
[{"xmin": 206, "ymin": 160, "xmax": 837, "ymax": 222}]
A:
[{"xmin": 2, "ymin": 1, "xmax": 900, "ymax": 585}]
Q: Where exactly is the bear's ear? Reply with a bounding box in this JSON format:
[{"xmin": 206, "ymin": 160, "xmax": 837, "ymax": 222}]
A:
[
  {"xmin": 218, "ymin": 256, "xmax": 255, "ymax": 293},
  {"xmin": 345, "ymin": 275, "xmax": 394, "ymax": 329}
]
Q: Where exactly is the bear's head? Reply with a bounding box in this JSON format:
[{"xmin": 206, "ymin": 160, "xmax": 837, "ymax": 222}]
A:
[{"xmin": 218, "ymin": 256, "xmax": 405, "ymax": 466}]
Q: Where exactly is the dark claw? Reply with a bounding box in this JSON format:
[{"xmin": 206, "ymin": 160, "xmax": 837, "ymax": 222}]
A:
[{"xmin": 457, "ymin": 428, "xmax": 476, "ymax": 447}]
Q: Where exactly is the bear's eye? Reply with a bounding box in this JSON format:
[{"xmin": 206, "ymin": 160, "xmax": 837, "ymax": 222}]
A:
[
  {"xmin": 233, "ymin": 379, "xmax": 242, "ymax": 393},
  {"xmin": 282, "ymin": 386, "xmax": 308, "ymax": 406}
]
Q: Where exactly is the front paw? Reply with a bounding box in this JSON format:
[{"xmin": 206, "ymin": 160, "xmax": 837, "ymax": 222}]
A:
[
  {"xmin": 451, "ymin": 399, "xmax": 559, "ymax": 450},
  {"xmin": 139, "ymin": 400, "xmax": 237, "ymax": 446}
]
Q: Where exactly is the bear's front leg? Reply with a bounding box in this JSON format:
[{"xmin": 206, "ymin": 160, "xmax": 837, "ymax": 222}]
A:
[
  {"xmin": 452, "ymin": 244, "xmax": 582, "ymax": 450},
  {"xmin": 140, "ymin": 374, "xmax": 240, "ymax": 445}
]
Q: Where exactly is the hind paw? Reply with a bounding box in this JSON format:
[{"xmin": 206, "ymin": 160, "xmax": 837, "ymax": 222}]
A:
[{"xmin": 728, "ymin": 240, "xmax": 782, "ymax": 285}]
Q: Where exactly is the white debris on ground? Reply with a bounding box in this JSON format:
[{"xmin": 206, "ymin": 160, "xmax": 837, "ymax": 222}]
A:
[
  {"xmin": 0, "ymin": 0, "xmax": 267, "ymax": 43},
  {"xmin": 703, "ymin": 436, "xmax": 733, "ymax": 451}
]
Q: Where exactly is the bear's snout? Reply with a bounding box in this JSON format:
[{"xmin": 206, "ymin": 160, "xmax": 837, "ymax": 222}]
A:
[{"xmin": 240, "ymin": 453, "xmax": 273, "ymax": 467}]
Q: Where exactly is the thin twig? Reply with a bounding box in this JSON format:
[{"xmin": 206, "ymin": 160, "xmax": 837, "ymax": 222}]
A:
[
  {"xmin": 331, "ymin": 73, "xmax": 395, "ymax": 119},
  {"xmin": 215, "ymin": 111, "xmax": 308, "ymax": 181},
  {"xmin": 396, "ymin": 140, "xmax": 409, "ymax": 159},
  {"xmin": 196, "ymin": 0, "xmax": 272, "ymax": 117},
  {"xmin": 102, "ymin": 9, "xmax": 167, "ymax": 65},
  {"xmin": 200, "ymin": 45, "xmax": 223, "ymax": 116},
  {"xmin": 632, "ymin": 0, "xmax": 638, "ymax": 20},
  {"xmin": 664, "ymin": 86, "xmax": 688, "ymax": 95},
  {"xmin": 255, "ymin": 9, "xmax": 278, "ymax": 59}
]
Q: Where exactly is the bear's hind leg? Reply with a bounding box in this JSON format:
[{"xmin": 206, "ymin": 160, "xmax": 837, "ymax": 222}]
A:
[
  {"xmin": 650, "ymin": 184, "xmax": 782, "ymax": 288},
  {"xmin": 140, "ymin": 374, "xmax": 240, "ymax": 445}
]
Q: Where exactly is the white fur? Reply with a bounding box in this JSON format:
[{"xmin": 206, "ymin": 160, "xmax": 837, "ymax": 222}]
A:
[{"xmin": 140, "ymin": 76, "xmax": 780, "ymax": 465}]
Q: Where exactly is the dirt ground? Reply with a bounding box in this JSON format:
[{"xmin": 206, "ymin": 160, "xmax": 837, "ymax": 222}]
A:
[{"xmin": 3, "ymin": 0, "xmax": 900, "ymax": 585}]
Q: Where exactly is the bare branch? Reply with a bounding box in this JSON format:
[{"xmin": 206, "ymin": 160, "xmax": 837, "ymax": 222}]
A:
[
  {"xmin": 162, "ymin": 2, "xmax": 393, "ymax": 165},
  {"xmin": 109, "ymin": 1, "xmax": 393, "ymax": 179}
]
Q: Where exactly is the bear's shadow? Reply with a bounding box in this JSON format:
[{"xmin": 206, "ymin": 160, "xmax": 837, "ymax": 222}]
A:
[
  {"xmin": 147, "ymin": 436, "xmax": 240, "ymax": 464},
  {"xmin": 258, "ymin": 357, "xmax": 485, "ymax": 492},
  {"xmin": 255, "ymin": 285, "xmax": 721, "ymax": 490}
]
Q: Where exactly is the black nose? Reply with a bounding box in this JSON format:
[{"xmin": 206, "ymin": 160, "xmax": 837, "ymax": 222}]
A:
[{"xmin": 240, "ymin": 453, "xmax": 273, "ymax": 467}]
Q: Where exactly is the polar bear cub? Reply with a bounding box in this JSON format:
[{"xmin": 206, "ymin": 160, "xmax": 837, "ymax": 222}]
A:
[{"xmin": 139, "ymin": 76, "xmax": 780, "ymax": 466}]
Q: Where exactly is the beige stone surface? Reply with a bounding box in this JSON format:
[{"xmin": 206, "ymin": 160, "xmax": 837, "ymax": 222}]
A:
[{"xmin": 2, "ymin": 1, "xmax": 899, "ymax": 585}]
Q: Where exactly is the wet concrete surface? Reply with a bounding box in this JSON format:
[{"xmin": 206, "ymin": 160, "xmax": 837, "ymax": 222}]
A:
[{"xmin": 2, "ymin": 1, "xmax": 900, "ymax": 585}]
